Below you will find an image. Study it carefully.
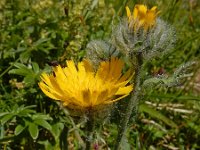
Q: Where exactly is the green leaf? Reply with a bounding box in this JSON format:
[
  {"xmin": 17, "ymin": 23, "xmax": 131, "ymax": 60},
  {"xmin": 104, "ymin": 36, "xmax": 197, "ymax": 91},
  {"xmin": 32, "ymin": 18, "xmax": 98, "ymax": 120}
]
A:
[
  {"xmin": 24, "ymin": 74, "xmax": 35, "ymax": 85},
  {"xmin": 19, "ymin": 51, "xmax": 31, "ymax": 63},
  {"xmin": 0, "ymin": 114, "xmax": 14, "ymax": 125},
  {"xmin": 14, "ymin": 124, "xmax": 26, "ymax": 135},
  {"xmin": 17, "ymin": 109, "xmax": 36, "ymax": 116},
  {"xmin": 14, "ymin": 105, "xmax": 35, "ymax": 116},
  {"xmin": 139, "ymin": 104, "xmax": 178, "ymax": 128},
  {"xmin": 34, "ymin": 119, "xmax": 52, "ymax": 130},
  {"xmin": 38, "ymin": 140, "xmax": 54, "ymax": 150},
  {"xmin": 32, "ymin": 62, "xmax": 40, "ymax": 74},
  {"xmin": 148, "ymin": 93, "xmax": 200, "ymax": 101},
  {"xmin": 0, "ymin": 112, "xmax": 9, "ymax": 118},
  {"xmin": 51, "ymin": 123, "xmax": 64, "ymax": 139},
  {"xmin": 13, "ymin": 63, "xmax": 29, "ymax": 70},
  {"xmin": 142, "ymin": 76, "xmax": 176, "ymax": 88},
  {"xmin": 9, "ymin": 62, "xmax": 33, "ymax": 76},
  {"xmin": 28, "ymin": 123, "xmax": 39, "ymax": 140},
  {"xmin": 9, "ymin": 68, "xmax": 29, "ymax": 76},
  {"xmin": 33, "ymin": 38, "xmax": 49, "ymax": 47},
  {"xmin": 32, "ymin": 114, "xmax": 52, "ymax": 120}
]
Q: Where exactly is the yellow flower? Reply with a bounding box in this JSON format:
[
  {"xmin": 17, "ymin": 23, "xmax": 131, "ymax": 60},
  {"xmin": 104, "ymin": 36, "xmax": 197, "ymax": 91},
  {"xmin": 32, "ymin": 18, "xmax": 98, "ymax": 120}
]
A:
[
  {"xmin": 126, "ymin": 4, "xmax": 159, "ymax": 30},
  {"xmin": 39, "ymin": 57, "xmax": 133, "ymax": 109}
]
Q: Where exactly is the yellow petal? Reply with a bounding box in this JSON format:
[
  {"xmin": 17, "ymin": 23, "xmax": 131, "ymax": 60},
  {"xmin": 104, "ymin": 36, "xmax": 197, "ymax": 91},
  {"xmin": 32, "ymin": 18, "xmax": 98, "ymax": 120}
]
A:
[
  {"xmin": 104, "ymin": 94, "xmax": 130, "ymax": 104},
  {"xmin": 133, "ymin": 6, "xmax": 138, "ymax": 19},
  {"xmin": 66, "ymin": 60, "xmax": 78, "ymax": 76},
  {"xmin": 137, "ymin": 4, "xmax": 147, "ymax": 15},
  {"xmin": 125, "ymin": 6, "xmax": 131, "ymax": 18},
  {"xmin": 38, "ymin": 82, "xmax": 61, "ymax": 100},
  {"xmin": 115, "ymin": 85, "xmax": 133, "ymax": 95},
  {"xmin": 83, "ymin": 59, "xmax": 93, "ymax": 72},
  {"xmin": 150, "ymin": 6, "xmax": 157, "ymax": 11},
  {"xmin": 127, "ymin": 4, "xmax": 159, "ymax": 30}
]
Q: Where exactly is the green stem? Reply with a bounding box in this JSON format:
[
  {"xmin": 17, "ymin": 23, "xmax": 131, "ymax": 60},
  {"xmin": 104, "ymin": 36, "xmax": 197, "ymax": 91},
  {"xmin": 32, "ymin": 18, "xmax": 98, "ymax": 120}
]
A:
[
  {"xmin": 85, "ymin": 108, "xmax": 94, "ymax": 150},
  {"xmin": 114, "ymin": 52, "xmax": 143, "ymax": 150},
  {"xmin": 60, "ymin": 103, "xmax": 85, "ymax": 149},
  {"xmin": 0, "ymin": 58, "xmax": 20, "ymax": 78}
]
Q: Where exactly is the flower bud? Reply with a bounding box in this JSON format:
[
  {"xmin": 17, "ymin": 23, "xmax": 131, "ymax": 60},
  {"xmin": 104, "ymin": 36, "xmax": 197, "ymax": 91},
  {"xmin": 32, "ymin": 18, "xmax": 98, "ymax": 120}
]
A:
[{"xmin": 111, "ymin": 5, "xmax": 176, "ymax": 61}]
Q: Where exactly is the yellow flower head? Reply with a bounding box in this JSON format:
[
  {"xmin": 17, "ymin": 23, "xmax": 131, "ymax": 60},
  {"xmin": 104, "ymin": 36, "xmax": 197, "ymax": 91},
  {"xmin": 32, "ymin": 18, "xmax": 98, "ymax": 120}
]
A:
[
  {"xmin": 39, "ymin": 57, "xmax": 133, "ymax": 109},
  {"xmin": 126, "ymin": 4, "xmax": 159, "ymax": 30}
]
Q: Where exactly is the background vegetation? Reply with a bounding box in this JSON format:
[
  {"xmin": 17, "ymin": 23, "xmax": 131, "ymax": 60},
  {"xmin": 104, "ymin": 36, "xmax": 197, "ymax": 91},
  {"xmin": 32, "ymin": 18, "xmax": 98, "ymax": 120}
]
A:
[{"xmin": 0, "ymin": 0, "xmax": 200, "ymax": 149}]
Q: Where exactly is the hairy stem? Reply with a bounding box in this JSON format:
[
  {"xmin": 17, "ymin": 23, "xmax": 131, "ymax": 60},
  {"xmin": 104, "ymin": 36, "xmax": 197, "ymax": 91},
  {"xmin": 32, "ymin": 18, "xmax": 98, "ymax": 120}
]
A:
[
  {"xmin": 85, "ymin": 108, "xmax": 94, "ymax": 150},
  {"xmin": 60, "ymin": 103, "xmax": 85, "ymax": 149},
  {"xmin": 114, "ymin": 52, "xmax": 143, "ymax": 150}
]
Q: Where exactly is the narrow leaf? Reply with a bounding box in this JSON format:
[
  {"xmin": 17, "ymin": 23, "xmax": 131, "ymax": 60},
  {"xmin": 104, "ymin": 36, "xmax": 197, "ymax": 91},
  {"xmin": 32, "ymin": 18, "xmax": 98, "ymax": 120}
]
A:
[
  {"xmin": 34, "ymin": 119, "xmax": 52, "ymax": 130},
  {"xmin": 0, "ymin": 114, "xmax": 14, "ymax": 125},
  {"xmin": 139, "ymin": 104, "xmax": 178, "ymax": 128},
  {"xmin": 32, "ymin": 62, "xmax": 40, "ymax": 74}
]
